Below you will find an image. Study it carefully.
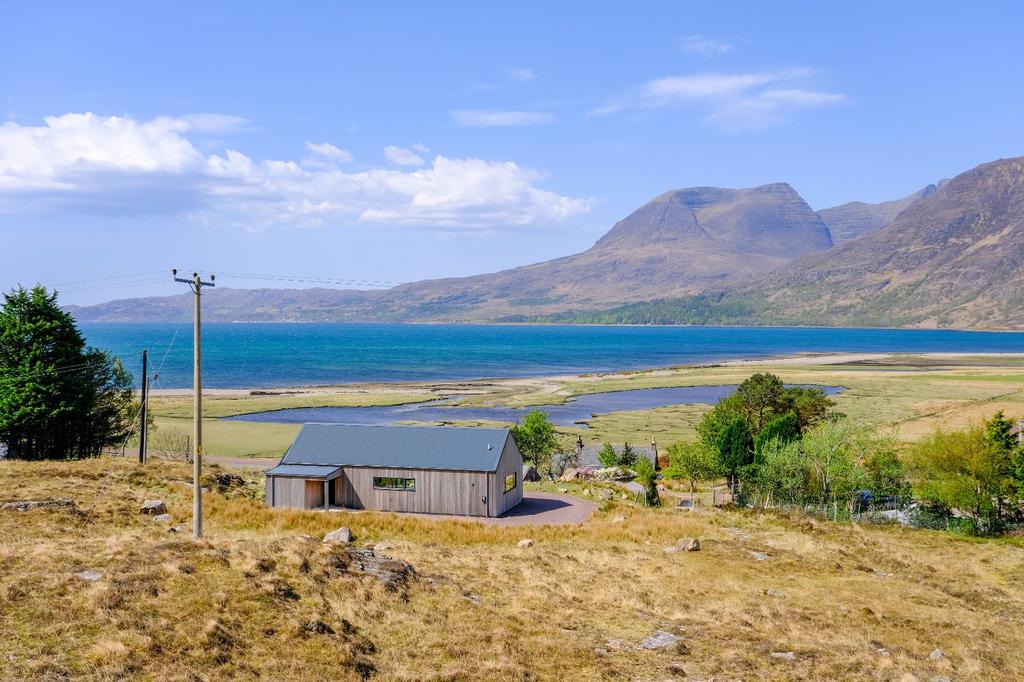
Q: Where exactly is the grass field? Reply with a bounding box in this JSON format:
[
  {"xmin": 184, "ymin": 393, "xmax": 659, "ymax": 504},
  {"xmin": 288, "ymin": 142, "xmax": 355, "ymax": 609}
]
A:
[
  {"xmin": 3, "ymin": 457, "xmax": 1023, "ymax": 680},
  {"xmin": 146, "ymin": 354, "xmax": 1024, "ymax": 460}
]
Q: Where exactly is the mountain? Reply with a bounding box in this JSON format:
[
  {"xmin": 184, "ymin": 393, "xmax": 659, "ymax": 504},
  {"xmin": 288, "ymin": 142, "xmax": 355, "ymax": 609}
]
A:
[
  {"xmin": 817, "ymin": 183, "xmax": 941, "ymax": 244},
  {"xmin": 547, "ymin": 157, "xmax": 1024, "ymax": 329},
  {"xmin": 70, "ymin": 182, "xmax": 833, "ymax": 323}
]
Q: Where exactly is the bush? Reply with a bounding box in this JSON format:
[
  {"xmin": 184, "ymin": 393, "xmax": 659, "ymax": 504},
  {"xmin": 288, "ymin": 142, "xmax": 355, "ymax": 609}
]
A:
[
  {"xmin": 593, "ymin": 466, "xmax": 636, "ymax": 482},
  {"xmin": 597, "ymin": 442, "xmax": 618, "ymax": 468}
]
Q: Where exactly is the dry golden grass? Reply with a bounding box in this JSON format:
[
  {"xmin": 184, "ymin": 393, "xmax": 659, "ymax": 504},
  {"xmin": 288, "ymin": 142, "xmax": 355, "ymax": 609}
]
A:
[{"xmin": 3, "ymin": 458, "xmax": 1024, "ymax": 680}]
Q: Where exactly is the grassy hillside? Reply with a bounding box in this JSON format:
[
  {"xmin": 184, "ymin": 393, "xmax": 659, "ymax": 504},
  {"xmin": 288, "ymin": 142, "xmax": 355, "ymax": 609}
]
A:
[{"xmin": 3, "ymin": 458, "xmax": 1024, "ymax": 680}]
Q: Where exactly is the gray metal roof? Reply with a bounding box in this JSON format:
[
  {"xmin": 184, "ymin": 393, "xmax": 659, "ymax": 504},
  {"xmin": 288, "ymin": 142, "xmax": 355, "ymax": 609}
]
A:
[
  {"xmin": 265, "ymin": 464, "xmax": 343, "ymax": 479},
  {"xmin": 278, "ymin": 423, "xmax": 511, "ymax": 472}
]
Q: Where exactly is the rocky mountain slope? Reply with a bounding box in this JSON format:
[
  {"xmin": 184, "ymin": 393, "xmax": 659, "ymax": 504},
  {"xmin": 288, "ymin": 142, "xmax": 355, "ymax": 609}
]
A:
[
  {"xmin": 817, "ymin": 183, "xmax": 940, "ymax": 244},
  {"xmin": 552, "ymin": 157, "xmax": 1024, "ymax": 329},
  {"xmin": 70, "ymin": 183, "xmax": 834, "ymax": 322}
]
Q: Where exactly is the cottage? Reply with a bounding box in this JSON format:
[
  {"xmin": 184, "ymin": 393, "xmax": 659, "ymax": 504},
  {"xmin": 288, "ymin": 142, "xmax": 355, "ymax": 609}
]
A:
[{"xmin": 265, "ymin": 424, "xmax": 523, "ymax": 517}]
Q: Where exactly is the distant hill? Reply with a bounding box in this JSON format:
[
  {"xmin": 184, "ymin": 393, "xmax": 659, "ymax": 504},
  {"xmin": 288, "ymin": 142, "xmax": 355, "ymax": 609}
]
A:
[
  {"xmin": 70, "ymin": 182, "xmax": 834, "ymax": 323},
  {"xmin": 69, "ymin": 157, "xmax": 1024, "ymax": 329},
  {"xmin": 542, "ymin": 157, "xmax": 1024, "ymax": 329},
  {"xmin": 817, "ymin": 183, "xmax": 941, "ymax": 244}
]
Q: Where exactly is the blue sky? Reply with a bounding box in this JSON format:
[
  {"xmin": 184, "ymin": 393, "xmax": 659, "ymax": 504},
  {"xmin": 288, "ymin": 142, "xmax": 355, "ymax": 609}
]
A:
[{"xmin": 2, "ymin": 1, "xmax": 1022, "ymax": 304}]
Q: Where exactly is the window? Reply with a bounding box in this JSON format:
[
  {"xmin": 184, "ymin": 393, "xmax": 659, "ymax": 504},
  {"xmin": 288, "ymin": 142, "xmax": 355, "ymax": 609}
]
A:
[
  {"xmin": 503, "ymin": 472, "xmax": 517, "ymax": 494},
  {"xmin": 373, "ymin": 476, "xmax": 415, "ymax": 491}
]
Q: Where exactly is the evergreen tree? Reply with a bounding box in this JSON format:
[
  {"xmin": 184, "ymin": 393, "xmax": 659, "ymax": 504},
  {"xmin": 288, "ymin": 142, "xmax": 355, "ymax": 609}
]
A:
[
  {"xmin": 754, "ymin": 411, "xmax": 801, "ymax": 460},
  {"xmin": 0, "ymin": 286, "xmax": 135, "ymax": 459},
  {"xmin": 716, "ymin": 415, "xmax": 754, "ymax": 485}
]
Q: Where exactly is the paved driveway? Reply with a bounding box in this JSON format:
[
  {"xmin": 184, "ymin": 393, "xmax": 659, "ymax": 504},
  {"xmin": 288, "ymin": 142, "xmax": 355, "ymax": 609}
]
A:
[
  {"xmin": 483, "ymin": 492, "xmax": 597, "ymax": 526},
  {"xmin": 325, "ymin": 491, "xmax": 597, "ymax": 526}
]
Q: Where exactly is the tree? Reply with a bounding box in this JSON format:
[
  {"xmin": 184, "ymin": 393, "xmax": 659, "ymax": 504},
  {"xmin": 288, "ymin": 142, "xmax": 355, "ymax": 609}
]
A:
[
  {"xmin": 0, "ymin": 286, "xmax": 136, "ymax": 459},
  {"xmin": 618, "ymin": 442, "xmax": 637, "ymax": 466},
  {"xmin": 716, "ymin": 415, "xmax": 753, "ymax": 487},
  {"xmin": 634, "ymin": 455, "xmax": 660, "ymax": 507},
  {"xmin": 782, "ymin": 386, "xmax": 838, "ymax": 432},
  {"xmin": 736, "ymin": 373, "xmax": 786, "ymax": 432},
  {"xmin": 597, "ymin": 442, "xmax": 618, "ymax": 468},
  {"xmin": 696, "ymin": 393, "xmax": 744, "ymax": 447},
  {"xmin": 752, "ymin": 439, "xmax": 808, "ymax": 508},
  {"xmin": 862, "ymin": 438, "xmax": 910, "ymax": 501},
  {"xmin": 510, "ymin": 410, "xmax": 559, "ymax": 468},
  {"xmin": 665, "ymin": 439, "xmax": 719, "ymax": 499},
  {"xmin": 754, "ymin": 411, "xmax": 800, "ymax": 460}
]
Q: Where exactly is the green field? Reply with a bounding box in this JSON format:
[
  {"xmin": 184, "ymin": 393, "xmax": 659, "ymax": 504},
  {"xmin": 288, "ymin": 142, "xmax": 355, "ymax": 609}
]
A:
[{"xmin": 144, "ymin": 354, "xmax": 1024, "ymax": 460}]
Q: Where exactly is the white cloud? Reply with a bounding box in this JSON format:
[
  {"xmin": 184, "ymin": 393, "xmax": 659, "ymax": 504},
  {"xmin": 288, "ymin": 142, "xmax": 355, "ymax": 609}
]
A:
[
  {"xmin": 451, "ymin": 110, "xmax": 555, "ymax": 127},
  {"xmin": 506, "ymin": 67, "xmax": 537, "ymax": 82},
  {"xmin": 305, "ymin": 141, "xmax": 353, "ymax": 163},
  {"xmin": 411, "ymin": 142, "xmax": 430, "ymax": 154},
  {"xmin": 0, "ymin": 113, "xmax": 589, "ymax": 229},
  {"xmin": 679, "ymin": 35, "xmax": 733, "ymax": 56},
  {"xmin": 592, "ymin": 69, "xmax": 844, "ymax": 130},
  {"xmin": 384, "ymin": 145, "xmax": 425, "ymax": 166}
]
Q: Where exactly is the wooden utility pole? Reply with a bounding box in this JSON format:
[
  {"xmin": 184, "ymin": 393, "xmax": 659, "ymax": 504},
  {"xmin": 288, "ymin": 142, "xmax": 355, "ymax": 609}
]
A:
[
  {"xmin": 173, "ymin": 269, "xmax": 215, "ymax": 539},
  {"xmin": 139, "ymin": 349, "xmax": 148, "ymax": 464}
]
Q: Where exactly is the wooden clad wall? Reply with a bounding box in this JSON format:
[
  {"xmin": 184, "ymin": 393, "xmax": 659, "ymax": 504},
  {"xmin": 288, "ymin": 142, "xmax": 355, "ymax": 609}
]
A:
[
  {"xmin": 333, "ymin": 466, "xmax": 489, "ymax": 516},
  {"xmin": 489, "ymin": 435, "xmax": 524, "ymax": 516},
  {"xmin": 267, "ymin": 477, "xmax": 309, "ymax": 509}
]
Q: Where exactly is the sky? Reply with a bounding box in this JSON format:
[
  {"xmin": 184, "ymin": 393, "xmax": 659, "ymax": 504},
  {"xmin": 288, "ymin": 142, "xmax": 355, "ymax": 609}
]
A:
[{"xmin": 2, "ymin": 1, "xmax": 1023, "ymax": 304}]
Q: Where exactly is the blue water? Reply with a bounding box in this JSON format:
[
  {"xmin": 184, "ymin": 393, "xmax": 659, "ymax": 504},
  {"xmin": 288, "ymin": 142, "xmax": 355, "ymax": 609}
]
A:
[
  {"xmin": 225, "ymin": 384, "xmax": 844, "ymax": 427},
  {"xmin": 78, "ymin": 323, "xmax": 1024, "ymax": 389}
]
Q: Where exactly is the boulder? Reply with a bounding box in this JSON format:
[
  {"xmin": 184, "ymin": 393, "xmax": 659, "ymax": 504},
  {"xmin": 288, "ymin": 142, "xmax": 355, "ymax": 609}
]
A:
[
  {"xmin": 766, "ymin": 589, "xmax": 785, "ymax": 598},
  {"xmin": 611, "ymin": 516, "xmax": 627, "ymax": 523},
  {"xmin": 153, "ymin": 513, "xmax": 173, "ymax": 523},
  {"xmin": 582, "ymin": 488, "xmax": 591, "ymax": 496},
  {"xmin": 74, "ymin": 570, "xmax": 102, "ymax": 582},
  {"xmin": 637, "ymin": 630, "xmax": 682, "ymax": 651},
  {"xmin": 323, "ymin": 527, "xmax": 353, "ymax": 544},
  {"xmin": 676, "ymin": 538, "xmax": 700, "ymax": 552},
  {"xmin": 557, "ymin": 487, "xmax": 569, "ymax": 493},
  {"xmin": 750, "ymin": 551, "xmax": 770, "ymax": 561},
  {"xmin": 928, "ymin": 649, "xmax": 944, "ymax": 661},
  {"xmin": 597, "ymin": 489, "xmax": 614, "ymax": 501},
  {"xmin": 560, "ymin": 468, "xmax": 580, "ymax": 482},
  {"xmin": 140, "ymin": 499, "xmax": 167, "ymax": 515},
  {"xmin": 677, "ymin": 498, "xmax": 694, "ymax": 509},
  {"xmin": 517, "ymin": 539, "xmax": 535, "ymax": 548},
  {"xmin": 771, "ymin": 651, "xmax": 796, "ymax": 661}
]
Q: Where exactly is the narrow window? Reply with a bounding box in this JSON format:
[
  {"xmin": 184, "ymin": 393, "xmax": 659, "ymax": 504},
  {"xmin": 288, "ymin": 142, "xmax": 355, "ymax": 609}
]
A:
[
  {"xmin": 503, "ymin": 472, "xmax": 517, "ymax": 494},
  {"xmin": 373, "ymin": 476, "xmax": 416, "ymax": 491}
]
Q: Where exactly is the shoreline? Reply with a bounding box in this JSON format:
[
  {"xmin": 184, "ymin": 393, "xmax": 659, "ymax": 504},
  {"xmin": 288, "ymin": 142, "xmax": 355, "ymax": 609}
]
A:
[{"xmin": 149, "ymin": 350, "xmax": 1024, "ymax": 398}]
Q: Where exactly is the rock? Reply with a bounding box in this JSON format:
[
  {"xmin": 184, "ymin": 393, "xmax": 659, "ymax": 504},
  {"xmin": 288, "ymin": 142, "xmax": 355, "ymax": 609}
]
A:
[
  {"xmin": 620, "ymin": 492, "xmax": 628, "ymax": 500},
  {"xmin": 582, "ymin": 488, "xmax": 591, "ymax": 496},
  {"xmin": 766, "ymin": 589, "xmax": 785, "ymax": 598},
  {"xmin": 770, "ymin": 651, "xmax": 796, "ymax": 661},
  {"xmin": 323, "ymin": 527, "xmax": 352, "ymax": 544},
  {"xmin": 560, "ymin": 468, "xmax": 580, "ymax": 482},
  {"xmin": 598, "ymin": 489, "xmax": 614, "ymax": 500},
  {"xmin": 637, "ymin": 630, "xmax": 682, "ymax": 651},
  {"xmin": 517, "ymin": 539, "xmax": 534, "ymax": 548},
  {"xmin": 663, "ymin": 546, "xmax": 680, "ymax": 553},
  {"xmin": 750, "ymin": 551, "xmax": 770, "ymax": 561},
  {"xmin": 928, "ymin": 648, "xmax": 944, "ymax": 661},
  {"xmin": 3, "ymin": 497, "xmax": 78, "ymax": 512},
  {"xmin": 677, "ymin": 498, "xmax": 694, "ymax": 509},
  {"xmin": 168, "ymin": 525, "xmax": 185, "ymax": 534},
  {"xmin": 140, "ymin": 499, "xmax": 167, "ymax": 515},
  {"xmin": 75, "ymin": 570, "xmax": 102, "ymax": 582},
  {"xmin": 611, "ymin": 515, "xmax": 627, "ymax": 523},
  {"xmin": 930, "ymin": 677, "xmax": 951, "ymax": 682},
  {"xmin": 667, "ymin": 661, "xmax": 687, "ymax": 675},
  {"xmin": 153, "ymin": 513, "xmax": 173, "ymax": 523},
  {"xmin": 557, "ymin": 487, "xmax": 569, "ymax": 493},
  {"xmin": 464, "ymin": 592, "xmax": 482, "ymax": 604},
  {"xmin": 375, "ymin": 542, "xmax": 393, "ymax": 552},
  {"xmin": 677, "ymin": 538, "xmax": 700, "ymax": 551},
  {"xmin": 328, "ymin": 547, "xmax": 417, "ymax": 593}
]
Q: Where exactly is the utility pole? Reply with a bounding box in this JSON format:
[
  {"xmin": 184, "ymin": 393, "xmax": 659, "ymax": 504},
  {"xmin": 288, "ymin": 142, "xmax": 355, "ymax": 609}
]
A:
[
  {"xmin": 139, "ymin": 349, "xmax": 148, "ymax": 464},
  {"xmin": 173, "ymin": 269, "xmax": 215, "ymax": 539}
]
